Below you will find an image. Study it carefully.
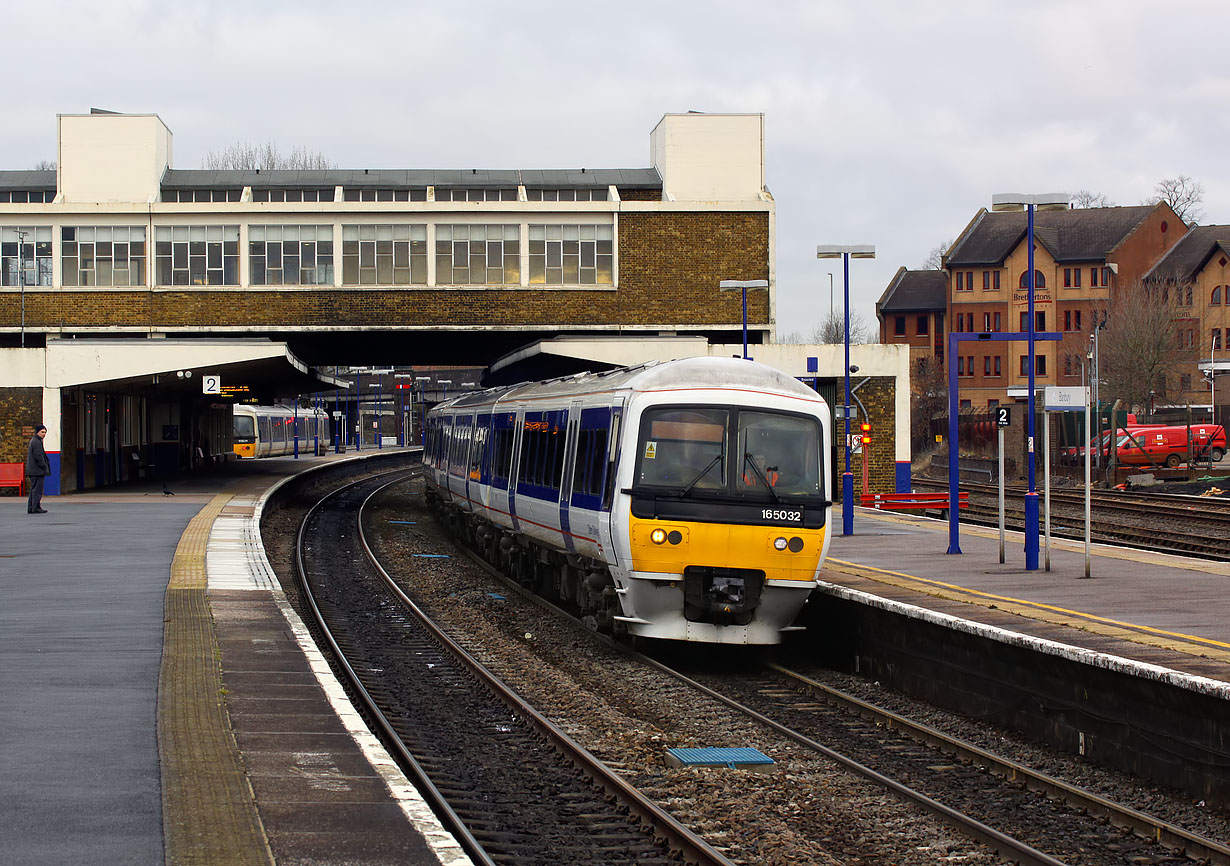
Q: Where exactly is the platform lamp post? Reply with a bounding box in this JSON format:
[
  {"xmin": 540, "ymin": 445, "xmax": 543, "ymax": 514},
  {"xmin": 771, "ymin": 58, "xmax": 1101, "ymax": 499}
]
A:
[
  {"xmin": 991, "ymin": 192, "xmax": 1068, "ymax": 571},
  {"xmin": 414, "ymin": 377, "xmax": 430, "ymax": 445},
  {"xmin": 718, "ymin": 279, "xmax": 768, "ymax": 360},
  {"xmin": 817, "ymin": 244, "xmax": 875, "ymax": 537},
  {"xmin": 395, "ymin": 373, "xmax": 413, "ymax": 446},
  {"xmin": 15, "ymin": 228, "xmax": 28, "ymax": 348}
]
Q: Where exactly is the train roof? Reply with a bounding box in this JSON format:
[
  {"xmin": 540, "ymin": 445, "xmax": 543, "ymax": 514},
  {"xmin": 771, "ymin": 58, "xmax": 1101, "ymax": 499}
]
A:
[{"xmin": 435, "ymin": 357, "xmax": 825, "ymax": 412}]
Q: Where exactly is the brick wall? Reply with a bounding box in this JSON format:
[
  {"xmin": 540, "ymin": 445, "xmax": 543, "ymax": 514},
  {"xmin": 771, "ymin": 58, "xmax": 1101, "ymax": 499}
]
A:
[
  {"xmin": 0, "ymin": 212, "xmax": 770, "ymax": 333},
  {"xmin": 839, "ymin": 376, "xmax": 896, "ymax": 494},
  {"xmin": 0, "ymin": 387, "xmax": 43, "ymax": 464}
]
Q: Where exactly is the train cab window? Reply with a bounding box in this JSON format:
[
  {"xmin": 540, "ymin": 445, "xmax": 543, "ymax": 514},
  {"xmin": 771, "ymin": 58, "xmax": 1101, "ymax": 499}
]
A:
[
  {"xmin": 234, "ymin": 414, "xmax": 255, "ymax": 439},
  {"xmin": 736, "ymin": 411, "xmax": 822, "ymax": 497},
  {"xmin": 636, "ymin": 407, "xmax": 727, "ymax": 490}
]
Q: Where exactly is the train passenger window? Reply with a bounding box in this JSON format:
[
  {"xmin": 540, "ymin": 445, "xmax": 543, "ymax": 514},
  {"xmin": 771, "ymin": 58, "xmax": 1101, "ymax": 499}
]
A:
[{"xmin": 572, "ymin": 428, "xmax": 609, "ymax": 497}]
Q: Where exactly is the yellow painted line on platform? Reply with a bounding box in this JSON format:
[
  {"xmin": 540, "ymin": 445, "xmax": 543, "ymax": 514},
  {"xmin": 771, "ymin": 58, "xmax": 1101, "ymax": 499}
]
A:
[
  {"xmin": 826, "ymin": 557, "xmax": 1230, "ymax": 662},
  {"xmin": 169, "ymin": 493, "xmax": 232, "ymax": 590}
]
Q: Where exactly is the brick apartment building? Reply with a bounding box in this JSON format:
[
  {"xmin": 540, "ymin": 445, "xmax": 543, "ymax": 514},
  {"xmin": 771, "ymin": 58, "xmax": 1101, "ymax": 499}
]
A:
[{"xmin": 877, "ymin": 202, "xmax": 1195, "ymax": 410}]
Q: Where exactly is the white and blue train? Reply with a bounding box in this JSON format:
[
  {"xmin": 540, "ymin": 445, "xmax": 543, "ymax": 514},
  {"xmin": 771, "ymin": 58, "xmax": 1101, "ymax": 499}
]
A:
[{"xmin": 423, "ymin": 356, "xmax": 833, "ymax": 645}]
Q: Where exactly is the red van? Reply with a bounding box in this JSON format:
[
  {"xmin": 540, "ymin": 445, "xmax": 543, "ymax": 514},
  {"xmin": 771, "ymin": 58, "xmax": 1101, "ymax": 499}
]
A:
[{"xmin": 1112, "ymin": 424, "xmax": 1226, "ymax": 467}]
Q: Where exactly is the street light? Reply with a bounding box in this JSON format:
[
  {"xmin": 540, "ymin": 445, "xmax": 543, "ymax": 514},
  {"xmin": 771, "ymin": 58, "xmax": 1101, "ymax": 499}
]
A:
[
  {"xmin": 991, "ymin": 192, "xmax": 1068, "ymax": 571},
  {"xmin": 14, "ymin": 228, "xmax": 28, "ymax": 348},
  {"xmin": 816, "ymin": 244, "xmax": 875, "ymax": 536},
  {"xmin": 719, "ymin": 279, "xmax": 769, "ymax": 360}
]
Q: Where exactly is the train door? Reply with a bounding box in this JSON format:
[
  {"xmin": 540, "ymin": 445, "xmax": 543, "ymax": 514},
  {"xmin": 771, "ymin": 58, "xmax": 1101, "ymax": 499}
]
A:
[
  {"xmin": 599, "ymin": 401, "xmax": 624, "ymax": 566},
  {"xmin": 557, "ymin": 403, "xmax": 582, "ymax": 552}
]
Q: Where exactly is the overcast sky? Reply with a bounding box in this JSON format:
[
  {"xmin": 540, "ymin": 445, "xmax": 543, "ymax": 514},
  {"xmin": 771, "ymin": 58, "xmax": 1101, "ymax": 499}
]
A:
[{"xmin": 7, "ymin": 0, "xmax": 1229, "ymax": 341}]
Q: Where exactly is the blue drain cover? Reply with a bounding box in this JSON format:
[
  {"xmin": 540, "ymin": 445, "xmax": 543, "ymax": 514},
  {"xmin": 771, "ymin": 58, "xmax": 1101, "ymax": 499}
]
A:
[{"xmin": 666, "ymin": 747, "xmax": 775, "ymax": 769}]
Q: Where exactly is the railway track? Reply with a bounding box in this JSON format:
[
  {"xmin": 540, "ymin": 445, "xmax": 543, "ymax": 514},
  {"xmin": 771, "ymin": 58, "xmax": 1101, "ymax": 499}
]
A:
[
  {"xmin": 294, "ymin": 469, "xmax": 733, "ymax": 866},
  {"xmin": 660, "ymin": 658, "xmax": 1230, "ymax": 866},
  {"xmin": 911, "ymin": 478, "xmax": 1230, "ymax": 559},
  {"xmin": 357, "ymin": 476, "xmax": 1230, "ymax": 864}
]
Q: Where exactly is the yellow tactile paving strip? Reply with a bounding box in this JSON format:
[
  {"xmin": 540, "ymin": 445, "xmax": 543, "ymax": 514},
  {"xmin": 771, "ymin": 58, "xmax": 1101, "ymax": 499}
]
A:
[
  {"xmin": 158, "ymin": 492, "xmax": 274, "ymax": 866},
  {"xmin": 825, "ymin": 555, "xmax": 1230, "ymax": 665}
]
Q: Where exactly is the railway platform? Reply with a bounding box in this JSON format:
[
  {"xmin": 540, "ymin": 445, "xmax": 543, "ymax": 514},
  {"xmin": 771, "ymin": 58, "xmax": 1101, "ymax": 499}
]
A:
[
  {"xmin": 0, "ymin": 450, "xmax": 470, "ymax": 866},
  {"xmin": 822, "ymin": 505, "xmax": 1230, "ymax": 688}
]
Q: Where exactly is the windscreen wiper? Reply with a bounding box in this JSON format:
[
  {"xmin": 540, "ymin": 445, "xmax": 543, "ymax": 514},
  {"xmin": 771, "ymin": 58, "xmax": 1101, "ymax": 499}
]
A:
[
  {"xmin": 676, "ymin": 453, "xmax": 723, "ymax": 497},
  {"xmin": 743, "ymin": 452, "xmax": 782, "ymax": 503}
]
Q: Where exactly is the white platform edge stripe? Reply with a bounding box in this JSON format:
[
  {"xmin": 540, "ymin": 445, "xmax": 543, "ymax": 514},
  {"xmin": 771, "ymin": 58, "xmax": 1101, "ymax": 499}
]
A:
[
  {"xmin": 816, "ymin": 580, "xmax": 1230, "ymax": 701},
  {"xmin": 205, "ymin": 482, "xmax": 475, "ymax": 866}
]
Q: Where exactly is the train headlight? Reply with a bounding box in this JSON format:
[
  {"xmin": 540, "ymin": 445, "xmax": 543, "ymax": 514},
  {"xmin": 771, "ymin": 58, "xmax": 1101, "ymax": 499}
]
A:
[
  {"xmin": 774, "ymin": 537, "xmax": 788, "ymax": 551},
  {"xmin": 651, "ymin": 528, "xmax": 667, "ymax": 545}
]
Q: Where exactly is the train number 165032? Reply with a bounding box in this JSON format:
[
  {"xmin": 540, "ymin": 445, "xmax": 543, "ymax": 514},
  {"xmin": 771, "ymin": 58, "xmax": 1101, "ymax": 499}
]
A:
[{"xmin": 761, "ymin": 509, "xmax": 802, "ymax": 523}]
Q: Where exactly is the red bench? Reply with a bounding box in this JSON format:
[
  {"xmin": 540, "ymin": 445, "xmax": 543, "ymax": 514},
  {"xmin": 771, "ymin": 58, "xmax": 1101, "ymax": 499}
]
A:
[
  {"xmin": 0, "ymin": 462, "xmax": 26, "ymax": 496},
  {"xmin": 861, "ymin": 491, "xmax": 968, "ymax": 515}
]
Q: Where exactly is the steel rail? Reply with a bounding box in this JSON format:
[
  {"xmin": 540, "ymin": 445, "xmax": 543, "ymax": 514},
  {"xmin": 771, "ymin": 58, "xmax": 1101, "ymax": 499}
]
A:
[
  {"xmin": 359, "ymin": 477, "xmax": 737, "ymax": 866},
  {"xmin": 293, "ymin": 470, "xmax": 498, "ymax": 866},
  {"xmin": 770, "ymin": 664, "xmax": 1230, "ymax": 866}
]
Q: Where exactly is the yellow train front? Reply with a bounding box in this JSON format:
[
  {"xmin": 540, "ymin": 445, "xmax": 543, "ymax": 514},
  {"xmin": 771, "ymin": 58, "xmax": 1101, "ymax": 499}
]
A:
[{"xmin": 609, "ymin": 381, "xmax": 832, "ymax": 644}]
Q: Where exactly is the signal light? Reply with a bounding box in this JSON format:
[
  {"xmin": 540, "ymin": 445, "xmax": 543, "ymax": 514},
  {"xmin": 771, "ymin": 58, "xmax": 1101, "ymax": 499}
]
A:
[{"xmin": 860, "ymin": 422, "xmax": 871, "ymax": 445}]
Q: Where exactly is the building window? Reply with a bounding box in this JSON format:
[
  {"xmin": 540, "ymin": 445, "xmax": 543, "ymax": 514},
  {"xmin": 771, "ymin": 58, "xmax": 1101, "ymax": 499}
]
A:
[
  {"xmin": 342, "ymin": 188, "xmax": 427, "ymax": 202},
  {"xmin": 983, "ymin": 312, "xmax": 991, "ymax": 331},
  {"xmin": 436, "ymin": 224, "xmax": 519, "ymax": 285},
  {"xmin": 894, "ymin": 316, "xmax": 906, "ymax": 336},
  {"xmin": 249, "ymin": 225, "xmax": 334, "ymax": 286},
  {"xmin": 62, "ymin": 226, "xmax": 147, "ymax": 287},
  {"xmin": 1074, "ymin": 310, "xmax": 1082, "ymax": 331},
  {"xmin": 1, "ymin": 226, "xmax": 52, "ymax": 286},
  {"xmin": 0, "ymin": 190, "xmax": 55, "ymax": 203},
  {"xmin": 1102, "ymin": 267, "xmax": 1111, "ymax": 286},
  {"xmin": 528, "ymin": 224, "xmax": 613, "ymax": 285},
  {"xmin": 1020, "ymin": 355, "xmax": 1047, "ymax": 376},
  {"xmin": 1181, "ymin": 373, "xmax": 1192, "ymax": 392},
  {"xmin": 1063, "ymin": 268, "xmax": 1083, "ymax": 288},
  {"xmin": 1018, "ymin": 270, "xmax": 1047, "ymax": 289},
  {"xmin": 1021, "ymin": 311, "xmax": 1046, "ymax": 331},
  {"xmin": 435, "ymin": 188, "xmax": 518, "ymax": 202},
  {"xmin": 956, "ymin": 271, "xmax": 965, "ymax": 291},
  {"xmin": 966, "ymin": 355, "xmax": 974, "ymax": 376},
  {"xmin": 163, "ymin": 189, "xmax": 242, "ymax": 203},
  {"xmin": 1214, "ymin": 329, "xmax": 1222, "ymax": 350},
  {"xmin": 993, "ymin": 312, "xmax": 1001, "ymax": 331},
  {"xmin": 1090, "ymin": 267, "xmax": 1111, "ymax": 287},
  {"xmin": 2, "ymin": 226, "xmax": 54, "ymax": 286},
  {"xmin": 959, "ymin": 399, "xmax": 972, "ymax": 409},
  {"xmin": 251, "ymin": 188, "xmax": 334, "ymax": 203},
  {"xmin": 983, "ymin": 356, "xmax": 991, "ymax": 375},
  {"xmin": 1185, "ymin": 286, "xmax": 1193, "ymax": 306},
  {"xmin": 341, "ymin": 224, "xmax": 426, "ymax": 285},
  {"xmin": 916, "ymin": 315, "xmax": 929, "ymax": 336},
  {"xmin": 1064, "ymin": 310, "xmax": 1071, "ymax": 331},
  {"xmin": 994, "ymin": 271, "xmax": 1001, "ymax": 290},
  {"xmin": 1212, "ymin": 286, "xmax": 1222, "ymax": 305},
  {"xmin": 993, "ymin": 355, "xmax": 1002, "ymax": 376},
  {"xmin": 982, "ymin": 270, "xmax": 990, "ymax": 289},
  {"xmin": 1064, "ymin": 354, "xmax": 1072, "ymax": 377},
  {"xmin": 526, "ymin": 188, "xmax": 608, "ymax": 202},
  {"xmin": 154, "ymin": 225, "xmax": 240, "ymax": 286},
  {"xmin": 1064, "ymin": 268, "xmax": 1071, "ymax": 288}
]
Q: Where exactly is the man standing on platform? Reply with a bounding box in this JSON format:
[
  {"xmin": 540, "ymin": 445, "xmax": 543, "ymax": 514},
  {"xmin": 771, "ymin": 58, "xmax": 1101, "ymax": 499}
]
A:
[{"xmin": 26, "ymin": 424, "xmax": 50, "ymax": 514}]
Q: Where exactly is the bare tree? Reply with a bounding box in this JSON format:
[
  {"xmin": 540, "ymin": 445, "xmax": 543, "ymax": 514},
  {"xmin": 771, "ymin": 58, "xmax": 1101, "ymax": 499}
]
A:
[
  {"xmin": 910, "ymin": 356, "xmax": 948, "ymax": 453},
  {"xmin": 1150, "ymin": 175, "xmax": 1204, "ymax": 224},
  {"xmin": 1071, "ymin": 189, "xmax": 1114, "ymax": 208},
  {"xmin": 812, "ymin": 310, "xmax": 875, "ymax": 345},
  {"xmin": 920, "ymin": 241, "xmax": 951, "ymax": 270},
  {"xmin": 1099, "ymin": 279, "xmax": 1197, "ymax": 413},
  {"xmin": 33, "ymin": 159, "xmax": 57, "ymax": 170},
  {"xmin": 202, "ymin": 141, "xmax": 335, "ymax": 170}
]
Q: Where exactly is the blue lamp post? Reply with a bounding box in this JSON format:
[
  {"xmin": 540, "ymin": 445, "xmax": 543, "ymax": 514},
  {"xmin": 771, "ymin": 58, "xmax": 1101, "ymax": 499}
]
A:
[
  {"xmin": 816, "ymin": 244, "xmax": 875, "ymax": 537},
  {"xmin": 719, "ymin": 279, "xmax": 769, "ymax": 360},
  {"xmin": 991, "ymin": 192, "xmax": 1068, "ymax": 571}
]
